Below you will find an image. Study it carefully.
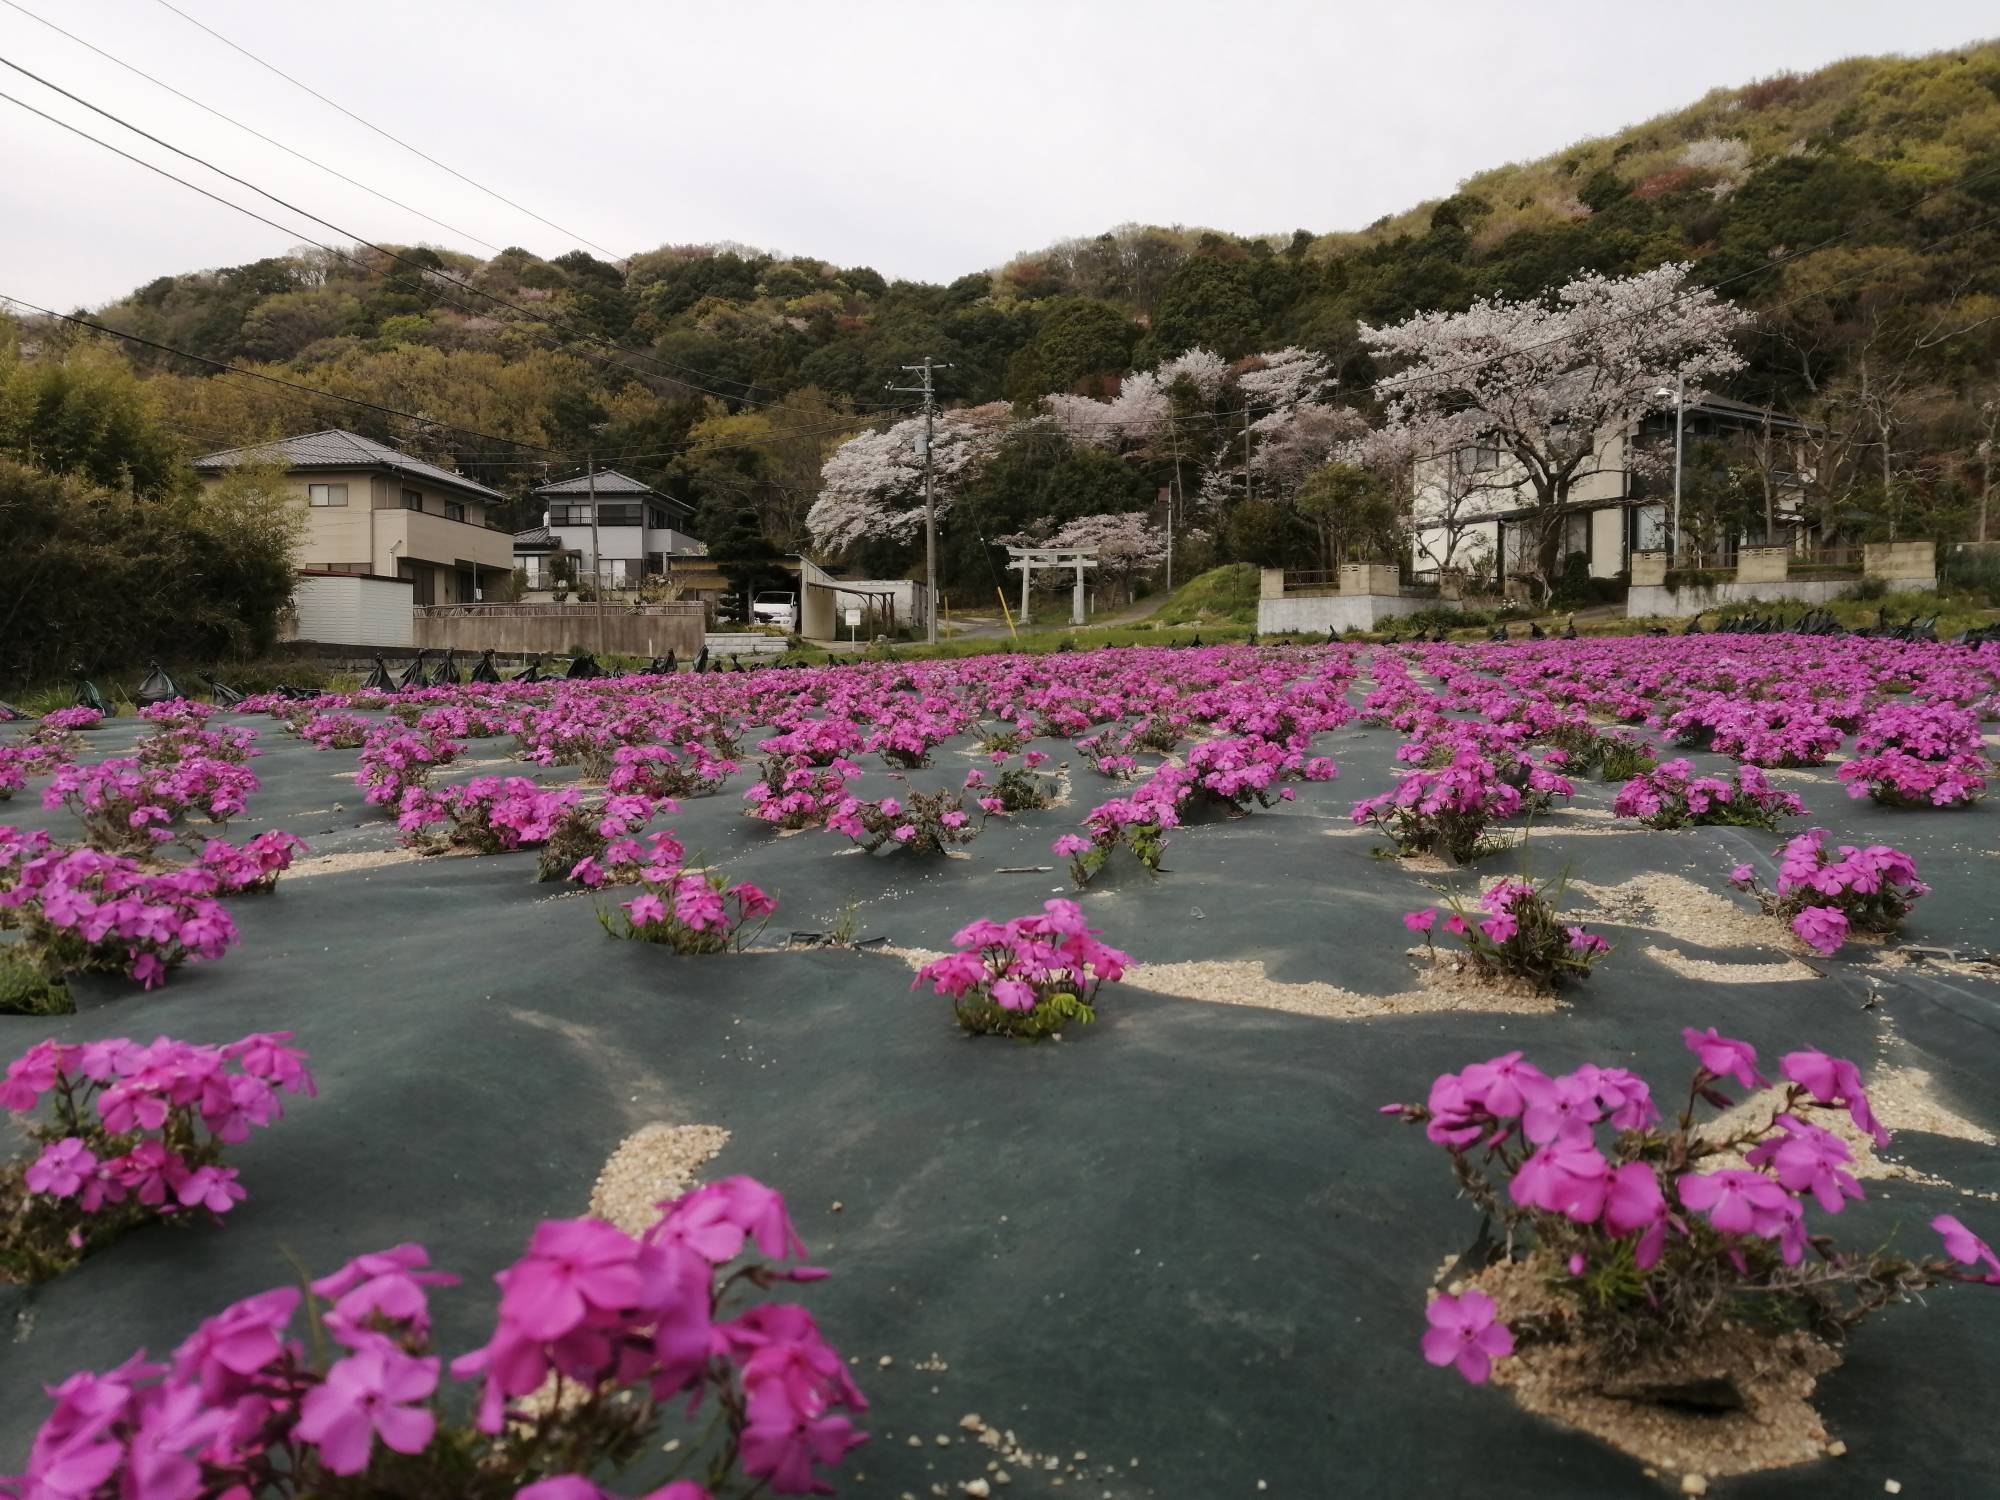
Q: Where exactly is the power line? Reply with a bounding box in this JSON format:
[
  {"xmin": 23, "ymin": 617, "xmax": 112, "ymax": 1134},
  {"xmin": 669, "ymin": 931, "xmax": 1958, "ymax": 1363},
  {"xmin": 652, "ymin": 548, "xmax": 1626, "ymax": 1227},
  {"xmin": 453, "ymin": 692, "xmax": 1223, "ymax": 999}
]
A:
[
  {"xmin": 0, "ymin": 0, "xmax": 503, "ymax": 253},
  {"xmin": 0, "ymin": 60, "xmax": 831, "ymax": 412},
  {"xmin": 148, "ymin": 0, "xmax": 623, "ymax": 263}
]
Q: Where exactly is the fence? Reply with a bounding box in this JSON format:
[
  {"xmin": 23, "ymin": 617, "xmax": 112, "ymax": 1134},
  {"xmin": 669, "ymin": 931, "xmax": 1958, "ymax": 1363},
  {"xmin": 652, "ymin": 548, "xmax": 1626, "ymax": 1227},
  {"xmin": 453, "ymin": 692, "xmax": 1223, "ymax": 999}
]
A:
[{"xmin": 412, "ymin": 600, "xmax": 704, "ymax": 659}]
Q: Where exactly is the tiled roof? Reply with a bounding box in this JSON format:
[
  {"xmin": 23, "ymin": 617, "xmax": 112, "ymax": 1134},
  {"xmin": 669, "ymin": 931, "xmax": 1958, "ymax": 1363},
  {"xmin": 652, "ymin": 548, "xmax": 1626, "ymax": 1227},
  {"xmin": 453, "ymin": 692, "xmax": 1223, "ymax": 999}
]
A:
[
  {"xmin": 533, "ymin": 468, "xmax": 687, "ymax": 508},
  {"xmin": 512, "ymin": 525, "xmax": 558, "ymax": 548},
  {"xmin": 193, "ymin": 428, "xmax": 506, "ymax": 501}
]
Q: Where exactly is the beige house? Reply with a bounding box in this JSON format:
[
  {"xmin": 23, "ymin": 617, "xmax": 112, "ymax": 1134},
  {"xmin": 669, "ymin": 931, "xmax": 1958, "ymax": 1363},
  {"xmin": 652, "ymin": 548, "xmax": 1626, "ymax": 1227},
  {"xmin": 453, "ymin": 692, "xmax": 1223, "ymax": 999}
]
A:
[
  {"xmin": 1410, "ymin": 396, "xmax": 1808, "ymax": 590},
  {"xmin": 194, "ymin": 429, "xmax": 515, "ymax": 605}
]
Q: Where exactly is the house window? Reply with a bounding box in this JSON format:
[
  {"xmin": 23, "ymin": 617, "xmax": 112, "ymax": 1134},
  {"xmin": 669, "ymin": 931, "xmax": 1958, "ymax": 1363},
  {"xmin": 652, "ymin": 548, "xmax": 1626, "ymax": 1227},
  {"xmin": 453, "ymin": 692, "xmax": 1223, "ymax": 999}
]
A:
[
  {"xmin": 1458, "ymin": 443, "xmax": 1500, "ymax": 474},
  {"xmin": 403, "ymin": 489, "xmax": 424, "ymax": 511},
  {"xmin": 646, "ymin": 552, "xmax": 665, "ymax": 576},
  {"xmin": 444, "ymin": 501, "xmax": 466, "ymax": 523},
  {"xmin": 308, "ymin": 483, "xmax": 348, "ymax": 507},
  {"xmin": 648, "ymin": 506, "xmax": 667, "ymax": 530}
]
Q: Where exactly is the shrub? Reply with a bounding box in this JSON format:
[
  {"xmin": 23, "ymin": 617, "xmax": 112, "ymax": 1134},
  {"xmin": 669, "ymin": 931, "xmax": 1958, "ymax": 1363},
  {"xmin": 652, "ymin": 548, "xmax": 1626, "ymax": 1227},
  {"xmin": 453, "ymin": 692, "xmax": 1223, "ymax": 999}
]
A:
[
  {"xmin": 912, "ymin": 899, "xmax": 1131, "ymax": 1039},
  {"xmin": 1184, "ymin": 735, "xmax": 1337, "ymax": 811},
  {"xmin": 1611, "ymin": 758, "xmax": 1805, "ymax": 829},
  {"xmin": 39, "ymin": 707, "xmax": 103, "ymax": 731},
  {"xmin": 1406, "ymin": 874, "xmax": 1609, "ymax": 990},
  {"xmin": 0, "ymin": 1177, "xmax": 865, "ymax": 1495},
  {"xmin": 1728, "ymin": 830, "xmax": 1927, "ymax": 955},
  {"xmin": 1385, "ymin": 1028, "xmax": 1998, "ymax": 1384},
  {"xmin": 135, "ymin": 721, "xmax": 260, "ymax": 767},
  {"xmin": 1, "ymin": 1031, "xmax": 314, "ymax": 1282},
  {"xmin": 1350, "ymin": 752, "xmax": 1522, "ymax": 863}
]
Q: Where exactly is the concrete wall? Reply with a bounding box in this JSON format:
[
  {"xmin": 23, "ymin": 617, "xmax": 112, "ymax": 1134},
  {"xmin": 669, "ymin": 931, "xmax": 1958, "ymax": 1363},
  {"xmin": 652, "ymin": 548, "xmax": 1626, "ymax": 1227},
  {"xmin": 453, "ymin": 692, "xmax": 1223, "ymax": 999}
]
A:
[
  {"xmin": 1340, "ymin": 563, "xmax": 1402, "ymax": 596},
  {"xmin": 413, "ymin": 604, "xmax": 704, "ymax": 658},
  {"xmin": 1735, "ymin": 546, "xmax": 1791, "ymax": 584},
  {"xmin": 703, "ymin": 631, "xmax": 788, "ymax": 657},
  {"xmin": 1864, "ymin": 541, "xmax": 1936, "ymax": 582},
  {"xmin": 1628, "ymin": 576, "xmax": 1935, "ymax": 620},
  {"xmin": 1258, "ymin": 592, "xmax": 1458, "ymax": 634},
  {"xmin": 1630, "ymin": 551, "xmax": 1668, "ymax": 587},
  {"xmin": 287, "ymin": 573, "xmax": 415, "ymax": 648}
]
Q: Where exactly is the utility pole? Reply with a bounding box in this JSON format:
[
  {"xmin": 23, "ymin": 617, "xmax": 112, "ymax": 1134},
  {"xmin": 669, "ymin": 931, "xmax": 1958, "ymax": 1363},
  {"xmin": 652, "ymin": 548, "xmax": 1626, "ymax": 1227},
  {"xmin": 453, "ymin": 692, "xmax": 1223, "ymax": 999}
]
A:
[
  {"xmin": 1243, "ymin": 403, "xmax": 1256, "ymax": 504},
  {"xmin": 587, "ymin": 452, "xmax": 607, "ymax": 657},
  {"xmin": 889, "ymin": 357, "xmax": 954, "ymax": 644},
  {"xmin": 1166, "ymin": 422, "xmax": 1185, "ymax": 592}
]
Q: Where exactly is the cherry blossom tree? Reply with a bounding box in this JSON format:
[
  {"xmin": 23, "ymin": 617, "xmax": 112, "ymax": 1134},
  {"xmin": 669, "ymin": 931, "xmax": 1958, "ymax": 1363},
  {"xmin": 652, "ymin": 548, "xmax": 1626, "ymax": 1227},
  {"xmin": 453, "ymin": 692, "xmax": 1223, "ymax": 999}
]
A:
[
  {"xmin": 1357, "ymin": 262, "xmax": 1752, "ymax": 593},
  {"xmin": 1042, "ymin": 511, "xmax": 1168, "ymax": 603},
  {"xmin": 806, "ymin": 402, "xmax": 1013, "ymax": 554}
]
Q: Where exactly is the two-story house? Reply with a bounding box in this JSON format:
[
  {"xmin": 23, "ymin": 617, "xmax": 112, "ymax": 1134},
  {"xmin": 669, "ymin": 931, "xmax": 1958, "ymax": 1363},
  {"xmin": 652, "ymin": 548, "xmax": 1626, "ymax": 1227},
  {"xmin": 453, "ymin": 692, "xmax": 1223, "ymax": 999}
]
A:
[
  {"xmin": 1410, "ymin": 395, "xmax": 1809, "ymax": 589},
  {"xmin": 193, "ymin": 429, "xmax": 515, "ymax": 605},
  {"xmin": 512, "ymin": 469, "xmax": 702, "ymax": 591}
]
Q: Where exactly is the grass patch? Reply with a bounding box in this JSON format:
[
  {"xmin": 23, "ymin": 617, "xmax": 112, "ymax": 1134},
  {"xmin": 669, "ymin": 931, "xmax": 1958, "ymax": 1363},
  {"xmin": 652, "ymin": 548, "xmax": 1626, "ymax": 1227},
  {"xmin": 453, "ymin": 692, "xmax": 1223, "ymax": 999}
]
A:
[
  {"xmin": 1146, "ymin": 564, "xmax": 1260, "ymax": 627},
  {"xmin": 0, "ymin": 948, "xmax": 72, "ymax": 1017}
]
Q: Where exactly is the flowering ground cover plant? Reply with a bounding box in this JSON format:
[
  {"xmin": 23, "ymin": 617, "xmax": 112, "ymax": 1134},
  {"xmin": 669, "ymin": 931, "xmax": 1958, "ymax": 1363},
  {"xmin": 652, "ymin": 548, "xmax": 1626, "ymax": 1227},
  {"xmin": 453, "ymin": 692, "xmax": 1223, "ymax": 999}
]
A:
[
  {"xmin": 534, "ymin": 794, "xmax": 667, "ymax": 883},
  {"xmin": 0, "ymin": 827, "xmax": 239, "ymax": 988},
  {"xmin": 742, "ymin": 754, "xmax": 860, "ymax": 832},
  {"xmin": 296, "ymin": 710, "xmax": 373, "ymax": 749},
  {"xmin": 135, "ymin": 721, "xmax": 261, "ymax": 767},
  {"xmin": 194, "ymin": 829, "xmax": 309, "ymax": 895},
  {"xmin": 1351, "ymin": 751, "xmax": 1523, "ymax": 864},
  {"xmin": 1386, "ymin": 1028, "xmax": 1998, "ymax": 1390},
  {"xmin": 1183, "ymin": 735, "xmax": 1336, "ymax": 812},
  {"xmin": 1729, "ymin": 830, "xmax": 1928, "ymax": 956},
  {"xmin": 0, "ymin": 736, "xmax": 77, "ymax": 801},
  {"xmin": 607, "ymin": 740, "xmax": 738, "ymax": 800},
  {"xmin": 1, "ymin": 1031, "xmax": 314, "ymax": 1282},
  {"xmin": 912, "ymin": 898, "xmax": 1131, "ymax": 1038},
  {"xmin": 0, "ymin": 1175, "xmax": 866, "ymax": 1496},
  {"xmin": 1406, "ymin": 873, "xmax": 1610, "ymax": 990},
  {"xmin": 827, "ymin": 787, "xmax": 980, "ymax": 855},
  {"xmin": 356, "ymin": 723, "xmax": 459, "ymax": 809},
  {"xmin": 37, "ymin": 706, "xmax": 103, "ymax": 732},
  {"xmin": 1611, "ymin": 757, "xmax": 1805, "ymax": 830},
  {"xmin": 602, "ymin": 846, "xmax": 776, "ymax": 954},
  {"xmin": 1594, "ymin": 729, "xmax": 1658, "ymax": 782},
  {"xmin": 1836, "ymin": 749, "xmax": 1988, "ymax": 808},
  {"xmin": 43, "ymin": 756, "xmax": 260, "ymax": 855},
  {"xmin": 395, "ymin": 776, "xmax": 589, "ymax": 855},
  {"xmin": 1057, "ymin": 765, "xmax": 1193, "ymax": 886},
  {"xmin": 963, "ymin": 749, "xmax": 1059, "ymax": 814}
]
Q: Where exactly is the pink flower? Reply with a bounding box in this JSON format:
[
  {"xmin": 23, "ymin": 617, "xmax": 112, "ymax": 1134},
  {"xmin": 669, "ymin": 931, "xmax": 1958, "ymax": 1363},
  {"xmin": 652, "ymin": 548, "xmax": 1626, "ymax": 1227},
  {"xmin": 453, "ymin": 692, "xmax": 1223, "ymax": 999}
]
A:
[
  {"xmin": 1728, "ymin": 863, "xmax": 1754, "ymax": 884},
  {"xmin": 1442, "ymin": 913, "xmax": 1468, "ymax": 937},
  {"xmin": 991, "ymin": 978, "xmax": 1036, "ymax": 1011},
  {"xmin": 624, "ymin": 892, "xmax": 667, "ymax": 927},
  {"xmin": 1676, "ymin": 1168, "xmax": 1790, "ymax": 1234},
  {"xmin": 1932, "ymin": 1214, "xmax": 2000, "ymax": 1281},
  {"xmin": 1509, "ymin": 1141, "xmax": 1610, "ymax": 1223},
  {"xmin": 498, "ymin": 1218, "xmax": 646, "ymax": 1341},
  {"xmin": 1403, "ymin": 908, "xmax": 1436, "ymax": 934},
  {"xmin": 1052, "ymin": 834, "xmax": 1091, "ymax": 857},
  {"xmin": 294, "ymin": 1344, "xmax": 440, "ymax": 1474},
  {"xmin": 1421, "ymin": 1289, "xmax": 1514, "ymax": 1383},
  {"xmin": 1780, "ymin": 1048, "xmax": 1888, "ymax": 1149},
  {"xmin": 1603, "ymin": 1162, "xmax": 1669, "ymax": 1268},
  {"xmin": 1791, "ymin": 904, "xmax": 1849, "ymax": 956},
  {"xmin": 24, "ymin": 1137, "xmax": 96, "ymax": 1199},
  {"xmin": 1680, "ymin": 1027, "xmax": 1769, "ymax": 1091}
]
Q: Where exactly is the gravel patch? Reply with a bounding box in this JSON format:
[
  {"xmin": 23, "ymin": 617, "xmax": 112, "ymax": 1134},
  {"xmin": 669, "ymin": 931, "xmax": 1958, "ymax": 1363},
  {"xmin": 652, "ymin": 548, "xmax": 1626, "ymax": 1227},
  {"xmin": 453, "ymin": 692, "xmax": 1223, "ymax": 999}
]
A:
[
  {"xmin": 1134, "ymin": 956, "xmax": 1558, "ymax": 1019},
  {"xmin": 1568, "ymin": 873, "xmax": 1774, "ymax": 951},
  {"xmin": 588, "ymin": 1122, "xmax": 732, "ymax": 1236}
]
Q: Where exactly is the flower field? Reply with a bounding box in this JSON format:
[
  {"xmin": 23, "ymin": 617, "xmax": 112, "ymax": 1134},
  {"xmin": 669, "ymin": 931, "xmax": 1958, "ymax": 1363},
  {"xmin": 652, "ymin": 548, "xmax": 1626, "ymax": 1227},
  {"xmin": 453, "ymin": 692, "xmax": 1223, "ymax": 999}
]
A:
[{"xmin": 2, "ymin": 634, "xmax": 1997, "ymax": 1496}]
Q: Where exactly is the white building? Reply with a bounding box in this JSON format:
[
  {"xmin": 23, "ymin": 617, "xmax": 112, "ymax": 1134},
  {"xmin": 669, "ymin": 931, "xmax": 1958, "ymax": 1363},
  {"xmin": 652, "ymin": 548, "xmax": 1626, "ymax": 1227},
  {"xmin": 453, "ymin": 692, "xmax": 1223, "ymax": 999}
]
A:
[
  {"xmin": 1410, "ymin": 395, "xmax": 1808, "ymax": 590},
  {"xmin": 514, "ymin": 469, "xmax": 701, "ymax": 590}
]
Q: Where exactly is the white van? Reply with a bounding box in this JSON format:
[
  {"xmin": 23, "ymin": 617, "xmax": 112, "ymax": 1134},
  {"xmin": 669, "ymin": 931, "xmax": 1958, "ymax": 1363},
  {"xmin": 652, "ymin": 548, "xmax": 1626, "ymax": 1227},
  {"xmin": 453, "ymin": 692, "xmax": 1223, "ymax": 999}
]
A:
[{"xmin": 751, "ymin": 590, "xmax": 798, "ymax": 630}]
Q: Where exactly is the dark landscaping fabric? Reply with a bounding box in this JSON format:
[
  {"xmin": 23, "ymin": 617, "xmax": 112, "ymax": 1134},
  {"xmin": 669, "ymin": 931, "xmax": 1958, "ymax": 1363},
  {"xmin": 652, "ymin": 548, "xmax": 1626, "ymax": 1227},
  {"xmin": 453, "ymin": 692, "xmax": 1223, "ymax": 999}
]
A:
[{"xmin": 2, "ymin": 687, "xmax": 1997, "ymax": 1497}]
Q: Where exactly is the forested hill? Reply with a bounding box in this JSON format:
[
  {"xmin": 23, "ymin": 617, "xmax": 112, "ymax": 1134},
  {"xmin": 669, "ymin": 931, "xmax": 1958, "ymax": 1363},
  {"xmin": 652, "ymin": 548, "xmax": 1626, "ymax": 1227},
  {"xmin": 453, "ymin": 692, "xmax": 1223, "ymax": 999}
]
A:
[{"xmin": 11, "ymin": 38, "xmax": 2000, "ymax": 541}]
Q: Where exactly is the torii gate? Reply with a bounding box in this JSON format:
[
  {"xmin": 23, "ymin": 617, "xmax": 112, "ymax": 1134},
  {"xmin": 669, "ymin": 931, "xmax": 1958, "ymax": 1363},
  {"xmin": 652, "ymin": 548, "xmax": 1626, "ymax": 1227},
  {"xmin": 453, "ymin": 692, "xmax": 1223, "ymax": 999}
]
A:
[{"xmin": 1005, "ymin": 544, "xmax": 1099, "ymax": 627}]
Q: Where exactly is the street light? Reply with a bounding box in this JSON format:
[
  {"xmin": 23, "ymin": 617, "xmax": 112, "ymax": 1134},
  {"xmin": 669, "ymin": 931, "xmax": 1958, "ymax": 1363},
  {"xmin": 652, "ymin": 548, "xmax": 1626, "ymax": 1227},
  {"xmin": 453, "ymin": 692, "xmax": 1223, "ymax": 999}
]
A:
[{"xmin": 1653, "ymin": 376, "xmax": 1686, "ymax": 559}]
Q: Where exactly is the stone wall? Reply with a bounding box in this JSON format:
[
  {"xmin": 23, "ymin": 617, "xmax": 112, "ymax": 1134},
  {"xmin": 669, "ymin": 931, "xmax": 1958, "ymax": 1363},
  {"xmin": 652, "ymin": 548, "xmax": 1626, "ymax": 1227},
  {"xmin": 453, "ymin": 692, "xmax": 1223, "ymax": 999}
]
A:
[{"xmin": 1864, "ymin": 541, "xmax": 1937, "ymax": 582}]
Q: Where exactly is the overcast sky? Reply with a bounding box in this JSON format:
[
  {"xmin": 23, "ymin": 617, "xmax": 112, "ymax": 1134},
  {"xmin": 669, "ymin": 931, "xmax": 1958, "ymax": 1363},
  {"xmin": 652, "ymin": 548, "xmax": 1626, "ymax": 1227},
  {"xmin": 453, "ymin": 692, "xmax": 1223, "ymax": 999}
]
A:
[{"xmin": 0, "ymin": 0, "xmax": 1992, "ymax": 312}]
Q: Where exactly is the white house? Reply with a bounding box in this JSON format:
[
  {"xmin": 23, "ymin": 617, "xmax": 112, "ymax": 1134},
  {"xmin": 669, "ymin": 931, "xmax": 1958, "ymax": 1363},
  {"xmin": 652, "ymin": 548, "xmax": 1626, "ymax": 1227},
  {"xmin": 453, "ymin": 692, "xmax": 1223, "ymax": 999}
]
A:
[
  {"xmin": 514, "ymin": 469, "xmax": 702, "ymax": 590},
  {"xmin": 1410, "ymin": 395, "xmax": 1808, "ymax": 589}
]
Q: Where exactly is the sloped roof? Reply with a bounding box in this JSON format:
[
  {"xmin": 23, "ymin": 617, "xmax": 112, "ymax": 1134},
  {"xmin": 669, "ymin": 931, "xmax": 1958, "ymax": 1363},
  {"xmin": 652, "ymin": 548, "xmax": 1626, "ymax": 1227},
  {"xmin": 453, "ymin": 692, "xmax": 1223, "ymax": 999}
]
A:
[
  {"xmin": 533, "ymin": 468, "xmax": 688, "ymax": 509},
  {"xmin": 193, "ymin": 428, "xmax": 505, "ymax": 501},
  {"xmin": 512, "ymin": 525, "xmax": 558, "ymax": 550}
]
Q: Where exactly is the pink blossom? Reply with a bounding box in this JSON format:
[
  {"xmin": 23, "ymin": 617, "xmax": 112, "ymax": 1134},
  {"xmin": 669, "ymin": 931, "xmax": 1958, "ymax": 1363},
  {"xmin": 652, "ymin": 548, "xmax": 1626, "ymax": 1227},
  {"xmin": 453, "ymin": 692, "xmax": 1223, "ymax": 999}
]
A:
[
  {"xmin": 1680, "ymin": 1027, "xmax": 1769, "ymax": 1091},
  {"xmin": 1420, "ymin": 1289, "xmax": 1514, "ymax": 1383},
  {"xmin": 294, "ymin": 1344, "xmax": 440, "ymax": 1474}
]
